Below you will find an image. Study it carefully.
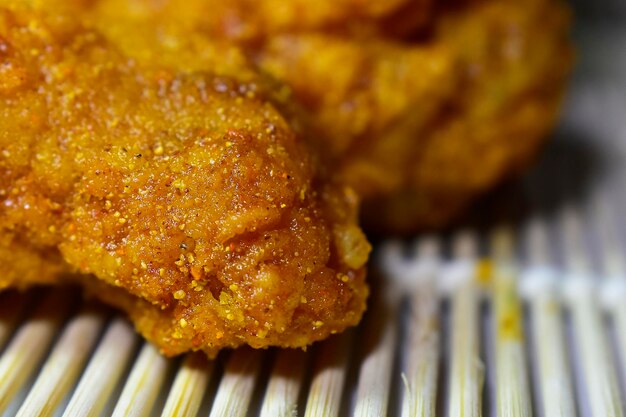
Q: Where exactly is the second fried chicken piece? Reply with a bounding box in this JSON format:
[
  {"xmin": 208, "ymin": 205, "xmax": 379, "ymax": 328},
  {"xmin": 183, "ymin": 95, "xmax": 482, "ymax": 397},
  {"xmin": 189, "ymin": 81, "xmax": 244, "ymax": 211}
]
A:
[
  {"xmin": 77, "ymin": 0, "xmax": 431, "ymax": 41},
  {"xmin": 258, "ymin": 0, "xmax": 573, "ymax": 232},
  {"xmin": 374, "ymin": 0, "xmax": 573, "ymax": 231},
  {"xmin": 258, "ymin": 34, "xmax": 456, "ymax": 198},
  {"xmin": 0, "ymin": 4, "xmax": 370, "ymax": 356}
]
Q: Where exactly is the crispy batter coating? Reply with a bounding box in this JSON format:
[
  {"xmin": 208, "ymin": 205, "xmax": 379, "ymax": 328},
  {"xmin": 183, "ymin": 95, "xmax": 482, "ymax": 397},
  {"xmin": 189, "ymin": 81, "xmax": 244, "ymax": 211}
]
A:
[
  {"xmin": 258, "ymin": 0, "xmax": 573, "ymax": 232},
  {"xmin": 258, "ymin": 35, "xmax": 457, "ymax": 197},
  {"xmin": 0, "ymin": 4, "xmax": 370, "ymax": 356},
  {"xmin": 77, "ymin": 0, "xmax": 431, "ymax": 41},
  {"xmin": 56, "ymin": 0, "xmax": 572, "ymax": 232},
  {"xmin": 365, "ymin": 0, "xmax": 574, "ymax": 231}
]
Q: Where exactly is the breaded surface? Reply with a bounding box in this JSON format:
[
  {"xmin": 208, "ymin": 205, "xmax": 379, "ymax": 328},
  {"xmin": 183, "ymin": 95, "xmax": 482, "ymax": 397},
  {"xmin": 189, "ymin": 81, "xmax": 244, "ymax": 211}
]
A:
[
  {"xmin": 260, "ymin": 0, "xmax": 573, "ymax": 232},
  {"xmin": 56, "ymin": 0, "xmax": 572, "ymax": 232},
  {"xmin": 366, "ymin": 0, "xmax": 574, "ymax": 231},
  {"xmin": 258, "ymin": 35, "xmax": 456, "ymax": 198},
  {"xmin": 0, "ymin": 4, "xmax": 370, "ymax": 356},
  {"xmin": 77, "ymin": 0, "xmax": 431, "ymax": 41}
]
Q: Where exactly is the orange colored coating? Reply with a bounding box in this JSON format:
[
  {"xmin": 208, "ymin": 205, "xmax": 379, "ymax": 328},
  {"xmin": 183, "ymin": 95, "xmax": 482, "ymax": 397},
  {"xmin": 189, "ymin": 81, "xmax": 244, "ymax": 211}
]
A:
[
  {"xmin": 56, "ymin": 0, "xmax": 573, "ymax": 232},
  {"xmin": 0, "ymin": 4, "xmax": 370, "ymax": 357}
]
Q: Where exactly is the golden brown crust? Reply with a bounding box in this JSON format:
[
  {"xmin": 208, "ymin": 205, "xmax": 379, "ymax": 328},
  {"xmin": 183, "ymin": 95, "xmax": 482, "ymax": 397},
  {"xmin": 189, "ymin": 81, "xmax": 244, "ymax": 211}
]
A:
[
  {"xmin": 76, "ymin": 0, "xmax": 430, "ymax": 41},
  {"xmin": 51, "ymin": 0, "xmax": 572, "ymax": 232},
  {"xmin": 0, "ymin": 4, "xmax": 369, "ymax": 356},
  {"xmin": 257, "ymin": 34, "xmax": 456, "ymax": 198},
  {"xmin": 396, "ymin": 0, "xmax": 573, "ymax": 231}
]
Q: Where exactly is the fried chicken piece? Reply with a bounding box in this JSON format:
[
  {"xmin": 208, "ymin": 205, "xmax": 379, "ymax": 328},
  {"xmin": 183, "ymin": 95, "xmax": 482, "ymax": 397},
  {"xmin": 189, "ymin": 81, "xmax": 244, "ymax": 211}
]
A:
[
  {"xmin": 60, "ymin": 0, "xmax": 571, "ymax": 233},
  {"xmin": 257, "ymin": 0, "xmax": 573, "ymax": 232},
  {"xmin": 364, "ymin": 0, "xmax": 574, "ymax": 231},
  {"xmin": 44, "ymin": 0, "xmax": 454, "ymax": 201},
  {"xmin": 257, "ymin": 34, "xmax": 457, "ymax": 199},
  {"xmin": 76, "ymin": 0, "xmax": 431, "ymax": 42},
  {"xmin": 0, "ymin": 4, "xmax": 370, "ymax": 356}
]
